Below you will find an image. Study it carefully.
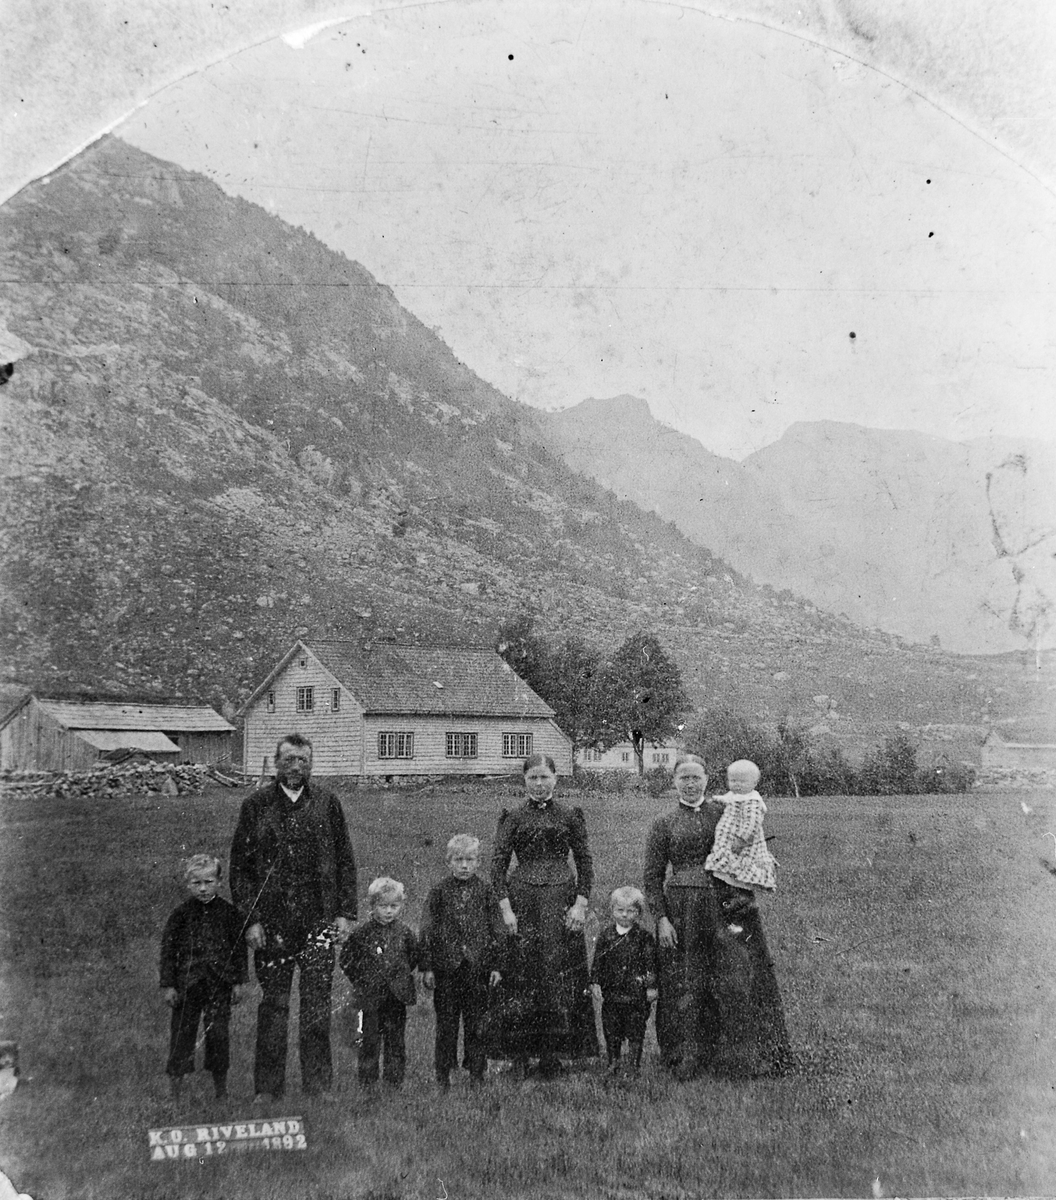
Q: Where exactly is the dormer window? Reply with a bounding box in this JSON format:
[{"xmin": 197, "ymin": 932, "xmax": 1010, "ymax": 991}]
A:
[{"xmin": 299, "ymin": 657, "xmax": 308, "ymax": 669}]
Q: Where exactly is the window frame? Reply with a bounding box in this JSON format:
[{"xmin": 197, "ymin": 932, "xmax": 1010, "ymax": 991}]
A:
[
  {"xmin": 502, "ymin": 732, "xmax": 533, "ymax": 758},
  {"xmin": 378, "ymin": 731, "xmax": 414, "ymax": 760},
  {"xmin": 445, "ymin": 732, "xmax": 478, "ymax": 759},
  {"xmin": 296, "ymin": 686, "xmax": 314, "ymax": 713}
]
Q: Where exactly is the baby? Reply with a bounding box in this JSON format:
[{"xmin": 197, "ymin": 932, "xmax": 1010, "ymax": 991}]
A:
[{"xmin": 704, "ymin": 760, "xmax": 777, "ymax": 932}]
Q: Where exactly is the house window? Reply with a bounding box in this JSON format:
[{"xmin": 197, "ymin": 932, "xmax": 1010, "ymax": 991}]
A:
[
  {"xmin": 331, "ymin": 688, "xmax": 341, "ymax": 713},
  {"xmin": 296, "ymin": 686, "xmax": 314, "ymax": 713},
  {"xmin": 378, "ymin": 732, "xmax": 414, "ymax": 759},
  {"xmin": 621, "ymin": 752, "xmax": 630, "ymax": 763},
  {"xmin": 446, "ymin": 732, "xmax": 478, "ymax": 759},
  {"xmin": 266, "ymin": 691, "xmax": 275, "ymax": 713},
  {"xmin": 299, "ymin": 657, "xmax": 308, "ymax": 669},
  {"xmin": 502, "ymin": 732, "xmax": 533, "ymax": 758},
  {"xmin": 656, "ymin": 752, "xmax": 670, "ymax": 764}
]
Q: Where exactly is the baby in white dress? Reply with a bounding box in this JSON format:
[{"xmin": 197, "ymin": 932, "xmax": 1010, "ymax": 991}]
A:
[{"xmin": 705, "ymin": 760, "xmax": 777, "ymax": 931}]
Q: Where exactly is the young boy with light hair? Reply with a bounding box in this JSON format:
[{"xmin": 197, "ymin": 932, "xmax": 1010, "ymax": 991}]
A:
[
  {"xmin": 340, "ymin": 877, "xmax": 418, "ymax": 1088},
  {"xmin": 159, "ymin": 853, "xmax": 248, "ymax": 1101},
  {"xmin": 590, "ymin": 885, "xmax": 657, "ymax": 1077},
  {"xmin": 419, "ymin": 834, "xmax": 505, "ymax": 1088}
]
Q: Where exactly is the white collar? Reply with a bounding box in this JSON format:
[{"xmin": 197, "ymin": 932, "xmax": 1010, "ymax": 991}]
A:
[
  {"xmin": 280, "ymin": 783, "xmax": 304, "ymax": 803},
  {"xmin": 615, "ymin": 923, "xmax": 633, "ymax": 935},
  {"xmin": 678, "ymin": 799, "xmax": 704, "ymax": 811}
]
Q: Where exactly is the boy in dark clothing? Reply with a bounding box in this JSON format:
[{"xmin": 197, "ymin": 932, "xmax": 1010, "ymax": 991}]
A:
[
  {"xmin": 419, "ymin": 834, "xmax": 504, "ymax": 1088},
  {"xmin": 590, "ymin": 886, "xmax": 658, "ymax": 1077},
  {"xmin": 160, "ymin": 854, "xmax": 248, "ymax": 1100},
  {"xmin": 339, "ymin": 877, "xmax": 418, "ymax": 1088}
]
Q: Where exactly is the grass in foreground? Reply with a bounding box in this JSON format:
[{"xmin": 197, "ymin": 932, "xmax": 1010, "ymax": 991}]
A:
[{"xmin": 1, "ymin": 780, "xmax": 1055, "ymax": 1198}]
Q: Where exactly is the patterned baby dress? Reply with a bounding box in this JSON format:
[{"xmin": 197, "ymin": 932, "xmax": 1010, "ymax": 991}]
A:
[{"xmin": 704, "ymin": 790, "xmax": 777, "ymax": 891}]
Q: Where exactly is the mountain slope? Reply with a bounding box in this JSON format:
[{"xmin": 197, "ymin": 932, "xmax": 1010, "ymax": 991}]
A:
[
  {"xmin": 544, "ymin": 399, "xmax": 1055, "ymax": 655},
  {"xmin": 0, "ymin": 137, "xmax": 1036, "ymax": 733}
]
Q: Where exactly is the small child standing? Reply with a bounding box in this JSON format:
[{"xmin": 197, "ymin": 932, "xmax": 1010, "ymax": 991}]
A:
[
  {"xmin": 159, "ymin": 854, "xmax": 248, "ymax": 1101},
  {"xmin": 705, "ymin": 759, "xmax": 778, "ymax": 932},
  {"xmin": 590, "ymin": 886, "xmax": 658, "ymax": 1077},
  {"xmin": 339, "ymin": 877, "xmax": 418, "ymax": 1088},
  {"xmin": 419, "ymin": 834, "xmax": 504, "ymax": 1089}
]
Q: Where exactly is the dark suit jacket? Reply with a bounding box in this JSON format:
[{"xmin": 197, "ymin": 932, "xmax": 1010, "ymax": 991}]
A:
[
  {"xmin": 229, "ymin": 780, "xmax": 357, "ymax": 933},
  {"xmin": 590, "ymin": 923, "xmax": 657, "ymax": 1006},
  {"xmin": 159, "ymin": 896, "xmax": 249, "ymax": 992},
  {"xmin": 340, "ymin": 918, "xmax": 418, "ymax": 1006},
  {"xmin": 418, "ymin": 875, "xmax": 505, "ymax": 975}
]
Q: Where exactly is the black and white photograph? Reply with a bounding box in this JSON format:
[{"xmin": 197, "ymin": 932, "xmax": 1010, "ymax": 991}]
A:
[{"xmin": 2, "ymin": 1, "xmax": 1054, "ymax": 1196}]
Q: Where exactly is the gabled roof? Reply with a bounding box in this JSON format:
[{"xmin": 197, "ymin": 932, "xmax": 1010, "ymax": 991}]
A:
[
  {"xmin": 28, "ymin": 699, "xmax": 233, "ymax": 733},
  {"xmin": 243, "ymin": 640, "xmax": 554, "ymax": 719}
]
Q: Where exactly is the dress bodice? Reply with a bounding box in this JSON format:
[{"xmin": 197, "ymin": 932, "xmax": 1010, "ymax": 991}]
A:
[
  {"xmin": 643, "ymin": 801, "xmax": 725, "ymax": 914},
  {"xmin": 491, "ymin": 801, "xmax": 593, "ymax": 898}
]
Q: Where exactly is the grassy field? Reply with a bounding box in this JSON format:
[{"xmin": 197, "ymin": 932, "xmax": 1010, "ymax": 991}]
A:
[{"xmin": 1, "ymin": 778, "xmax": 1055, "ymax": 1199}]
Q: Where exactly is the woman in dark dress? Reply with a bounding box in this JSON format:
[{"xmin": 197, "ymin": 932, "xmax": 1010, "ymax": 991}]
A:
[
  {"xmin": 644, "ymin": 755, "xmax": 790, "ymax": 1079},
  {"xmin": 489, "ymin": 752, "xmax": 599, "ymax": 1077}
]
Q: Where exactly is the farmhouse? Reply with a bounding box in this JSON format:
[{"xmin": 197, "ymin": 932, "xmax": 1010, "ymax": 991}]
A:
[
  {"xmin": 981, "ymin": 729, "xmax": 1056, "ymax": 771},
  {"xmin": 240, "ymin": 640, "xmax": 574, "ymax": 778},
  {"xmin": 0, "ymin": 696, "xmax": 235, "ymax": 771},
  {"xmin": 576, "ymin": 742, "xmax": 679, "ymax": 773}
]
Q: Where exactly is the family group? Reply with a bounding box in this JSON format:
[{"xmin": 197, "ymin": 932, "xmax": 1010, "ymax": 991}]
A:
[{"xmin": 159, "ymin": 735, "xmax": 790, "ymax": 1102}]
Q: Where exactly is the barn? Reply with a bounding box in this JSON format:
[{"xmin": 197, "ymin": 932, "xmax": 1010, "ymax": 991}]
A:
[
  {"xmin": 240, "ymin": 640, "xmax": 574, "ymax": 779},
  {"xmin": 0, "ymin": 696, "xmax": 235, "ymax": 771}
]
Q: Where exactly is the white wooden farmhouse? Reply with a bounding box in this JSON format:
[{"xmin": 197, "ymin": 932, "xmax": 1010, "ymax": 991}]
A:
[
  {"xmin": 576, "ymin": 742, "xmax": 679, "ymax": 773},
  {"xmin": 240, "ymin": 640, "xmax": 574, "ymax": 779}
]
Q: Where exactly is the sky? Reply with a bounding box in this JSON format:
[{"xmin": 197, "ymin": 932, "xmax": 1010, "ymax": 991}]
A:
[{"xmin": 114, "ymin": 0, "xmax": 1056, "ymax": 460}]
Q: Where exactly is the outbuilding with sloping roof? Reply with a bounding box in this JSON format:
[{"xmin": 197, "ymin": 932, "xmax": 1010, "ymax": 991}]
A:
[
  {"xmin": 0, "ymin": 696, "xmax": 234, "ymax": 771},
  {"xmin": 240, "ymin": 640, "xmax": 573, "ymax": 778}
]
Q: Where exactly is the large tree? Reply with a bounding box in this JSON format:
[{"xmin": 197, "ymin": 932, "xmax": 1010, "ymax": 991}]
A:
[
  {"xmin": 495, "ymin": 612, "xmax": 550, "ymax": 698},
  {"xmin": 596, "ymin": 632, "xmax": 690, "ymax": 774},
  {"xmin": 497, "ymin": 616, "xmax": 606, "ymax": 753},
  {"xmin": 543, "ymin": 636, "xmax": 605, "ymax": 754}
]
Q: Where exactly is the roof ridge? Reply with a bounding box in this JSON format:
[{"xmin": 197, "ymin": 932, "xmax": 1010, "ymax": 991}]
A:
[{"xmin": 311, "ymin": 639, "xmax": 498, "ymax": 652}]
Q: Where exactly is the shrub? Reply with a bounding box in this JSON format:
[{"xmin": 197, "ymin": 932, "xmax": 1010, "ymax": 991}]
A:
[
  {"xmin": 917, "ymin": 758, "xmax": 976, "ymax": 794},
  {"xmin": 859, "ymin": 731, "xmax": 921, "ymax": 795},
  {"xmin": 644, "ymin": 765, "xmax": 673, "ymax": 797},
  {"xmin": 795, "ymin": 746, "xmax": 857, "ymax": 796},
  {"xmin": 570, "ymin": 769, "xmax": 637, "ymax": 794}
]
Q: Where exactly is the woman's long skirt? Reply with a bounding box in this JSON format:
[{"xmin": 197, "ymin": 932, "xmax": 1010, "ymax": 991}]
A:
[
  {"xmin": 655, "ymin": 883, "xmax": 790, "ymax": 1077},
  {"xmin": 486, "ymin": 879, "xmax": 599, "ymax": 1060}
]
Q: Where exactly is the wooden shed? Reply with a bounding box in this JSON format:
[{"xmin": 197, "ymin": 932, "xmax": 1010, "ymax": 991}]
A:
[
  {"xmin": 0, "ymin": 696, "xmax": 234, "ymax": 771},
  {"xmin": 241, "ymin": 640, "xmax": 574, "ymax": 778}
]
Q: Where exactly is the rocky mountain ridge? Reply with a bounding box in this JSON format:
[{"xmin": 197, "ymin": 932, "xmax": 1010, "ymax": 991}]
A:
[
  {"xmin": 543, "ymin": 397, "xmax": 1055, "ymax": 655},
  {"xmin": 0, "ymin": 137, "xmax": 1045, "ymax": 739}
]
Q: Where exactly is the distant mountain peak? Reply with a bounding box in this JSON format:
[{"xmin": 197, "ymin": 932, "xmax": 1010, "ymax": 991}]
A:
[{"xmin": 561, "ymin": 394, "xmax": 654, "ymax": 422}]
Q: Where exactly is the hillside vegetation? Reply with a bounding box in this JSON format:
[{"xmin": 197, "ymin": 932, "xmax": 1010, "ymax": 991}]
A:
[{"xmin": 0, "ymin": 136, "xmax": 1046, "ymax": 736}]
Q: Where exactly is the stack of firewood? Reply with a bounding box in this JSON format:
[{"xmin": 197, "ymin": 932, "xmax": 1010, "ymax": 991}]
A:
[{"xmin": 0, "ymin": 762, "xmax": 251, "ymax": 799}]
